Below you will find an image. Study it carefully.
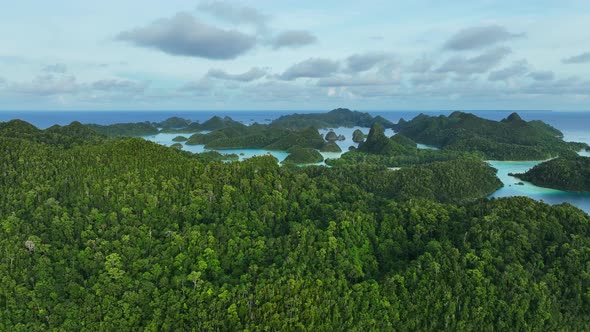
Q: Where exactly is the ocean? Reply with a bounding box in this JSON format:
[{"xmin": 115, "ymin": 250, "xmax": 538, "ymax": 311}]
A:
[{"xmin": 1, "ymin": 110, "xmax": 589, "ymax": 212}]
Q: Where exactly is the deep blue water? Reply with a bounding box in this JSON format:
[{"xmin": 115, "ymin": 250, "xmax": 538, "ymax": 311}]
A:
[{"xmin": 1, "ymin": 110, "xmax": 589, "ymax": 212}]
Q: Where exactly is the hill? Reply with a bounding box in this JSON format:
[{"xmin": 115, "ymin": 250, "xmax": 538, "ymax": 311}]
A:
[
  {"xmin": 393, "ymin": 112, "xmax": 587, "ymax": 160},
  {"xmin": 271, "ymin": 108, "xmax": 394, "ymax": 128},
  {"xmin": 512, "ymin": 155, "xmax": 590, "ymax": 192}
]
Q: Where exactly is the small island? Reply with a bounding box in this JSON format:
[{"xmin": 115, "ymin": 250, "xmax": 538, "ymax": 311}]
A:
[
  {"xmin": 512, "ymin": 156, "xmax": 590, "ymax": 192},
  {"xmin": 283, "ymin": 146, "xmax": 324, "ymax": 164},
  {"xmin": 352, "ymin": 129, "xmax": 365, "ymax": 143}
]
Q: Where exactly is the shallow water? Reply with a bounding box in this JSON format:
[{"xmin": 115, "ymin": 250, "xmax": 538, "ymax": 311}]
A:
[
  {"xmin": 488, "ymin": 160, "xmax": 590, "ymax": 213},
  {"xmin": 144, "ymin": 125, "xmax": 589, "ymax": 213}
]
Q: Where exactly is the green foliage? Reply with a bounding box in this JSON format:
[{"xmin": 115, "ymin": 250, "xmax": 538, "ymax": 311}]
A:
[
  {"xmin": 352, "ymin": 129, "xmax": 365, "ymax": 143},
  {"xmin": 513, "ymin": 156, "xmax": 590, "ymax": 192},
  {"xmin": 393, "ymin": 112, "xmax": 586, "ymax": 160},
  {"xmin": 0, "ymin": 120, "xmax": 588, "ymax": 330},
  {"xmin": 185, "ymin": 125, "xmax": 325, "ymax": 151},
  {"xmin": 272, "ymin": 108, "xmax": 394, "ymax": 128},
  {"xmin": 155, "ymin": 117, "xmax": 192, "ymax": 129},
  {"xmin": 358, "ymin": 123, "xmax": 410, "ymax": 155},
  {"xmin": 320, "ymin": 142, "xmax": 342, "ymax": 153},
  {"xmin": 325, "ymin": 130, "xmax": 344, "ymax": 141},
  {"xmin": 284, "ymin": 146, "xmax": 324, "ymax": 164},
  {"xmin": 170, "ymin": 143, "xmax": 183, "ymax": 150},
  {"xmin": 0, "ymin": 120, "xmax": 105, "ymax": 148},
  {"xmin": 172, "ymin": 136, "xmax": 188, "ymax": 142},
  {"xmin": 87, "ymin": 122, "xmax": 159, "ymax": 137}
]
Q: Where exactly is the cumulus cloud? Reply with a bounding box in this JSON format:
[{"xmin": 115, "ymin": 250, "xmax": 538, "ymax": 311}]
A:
[
  {"xmin": 488, "ymin": 60, "xmax": 529, "ymax": 81},
  {"xmin": 42, "ymin": 63, "xmax": 67, "ymax": 73},
  {"xmin": 271, "ymin": 30, "xmax": 317, "ymax": 49},
  {"xmin": 197, "ymin": 1, "xmax": 269, "ymax": 27},
  {"xmin": 206, "ymin": 67, "xmax": 268, "ymax": 82},
  {"xmin": 345, "ymin": 52, "xmax": 391, "ymax": 72},
  {"xmin": 444, "ymin": 25, "xmax": 524, "ymax": 51},
  {"xmin": 528, "ymin": 70, "xmax": 555, "ymax": 81},
  {"xmin": 437, "ymin": 47, "xmax": 512, "ymax": 75},
  {"xmin": 280, "ymin": 58, "xmax": 339, "ymax": 80},
  {"xmin": 562, "ymin": 52, "xmax": 590, "ymax": 64},
  {"xmin": 117, "ymin": 12, "xmax": 256, "ymax": 60}
]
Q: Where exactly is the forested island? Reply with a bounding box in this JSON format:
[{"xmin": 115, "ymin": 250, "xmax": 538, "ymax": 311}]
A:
[
  {"xmin": 1, "ymin": 112, "xmax": 589, "ymax": 330},
  {"xmin": 392, "ymin": 111, "xmax": 587, "ymax": 160},
  {"xmin": 512, "ymin": 155, "xmax": 590, "ymax": 192}
]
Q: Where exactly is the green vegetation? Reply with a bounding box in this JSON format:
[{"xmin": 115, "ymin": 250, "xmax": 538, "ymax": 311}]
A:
[
  {"xmin": 325, "ymin": 130, "xmax": 344, "ymax": 141},
  {"xmin": 284, "ymin": 146, "xmax": 324, "ymax": 164},
  {"xmin": 170, "ymin": 143, "xmax": 183, "ymax": 150},
  {"xmin": 393, "ymin": 111, "xmax": 587, "ymax": 160},
  {"xmin": 184, "ymin": 124, "xmax": 329, "ymax": 152},
  {"xmin": 358, "ymin": 123, "xmax": 411, "ymax": 156},
  {"xmin": 512, "ymin": 156, "xmax": 590, "ymax": 192},
  {"xmin": 320, "ymin": 141, "xmax": 342, "ymax": 153},
  {"xmin": 272, "ymin": 108, "xmax": 394, "ymax": 128},
  {"xmin": 0, "ymin": 117, "xmax": 589, "ymax": 330},
  {"xmin": 329, "ymin": 123, "xmax": 477, "ymax": 168},
  {"xmin": 352, "ymin": 129, "xmax": 365, "ymax": 143},
  {"xmin": 172, "ymin": 135, "xmax": 188, "ymax": 142},
  {"xmin": 0, "ymin": 120, "xmax": 104, "ymax": 148},
  {"xmin": 87, "ymin": 122, "xmax": 159, "ymax": 137},
  {"xmin": 155, "ymin": 117, "xmax": 191, "ymax": 129}
]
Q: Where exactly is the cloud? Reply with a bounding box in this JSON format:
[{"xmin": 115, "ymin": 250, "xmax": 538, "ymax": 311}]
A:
[
  {"xmin": 528, "ymin": 70, "xmax": 555, "ymax": 81},
  {"xmin": 317, "ymin": 75, "xmax": 391, "ymax": 87},
  {"xmin": 197, "ymin": 1, "xmax": 269, "ymax": 27},
  {"xmin": 116, "ymin": 12, "xmax": 256, "ymax": 60},
  {"xmin": 280, "ymin": 58, "xmax": 339, "ymax": 80},
  {"xmin": 411, "ymin": 72, "xmax": 448, "ymax": 86},
  {"xmin": 178, "ymin": 79, "xmax": 216, "ymax": 96},
  {"xmin": 9, "ymin": 75, "xmax": 80, "ymax": 95},
  {"xmin": 91, "ymin": 79, "xmax": 149, "ymax": 93},
  {"xmin": 444, "ymin": 25, "xmax": 524, "ymax": 51},
  {"xmin": 345, "ymin": 52, "xmax": 391, "ymax": 72},
  {"xmin": 408, "ymin": 58, "xmax": 434, "ymax": 73},
  {"xmin": 437, "ymin": 47, "xmax": 512, "ymax": 75},
  {"xmin": 488, "ymin": 60, "xmax": 529, "ymax": 81},
  {"xmin": 206, "ymin": 67, "xmax": 268, "ymax": 82},
  {"xmin": 562, "ymin": 52, "xmax": 590, "ymax": 64},
  {"xmin": 42, "ymin": 63, "xmax": 67, "ymax": 73},
  {"xmin": 271, "ymin": 30, "xmax": 317, "ymax": 49},
  {"xmin": 522, "ymin": 77, "xmax": 590, "ymax": 95}
]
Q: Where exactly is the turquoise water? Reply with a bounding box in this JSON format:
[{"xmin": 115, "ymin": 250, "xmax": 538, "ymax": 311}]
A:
[
  {"xmin": 1, "ymin": 110, "xmax": 587, "ymax": 212},
  {"xmin": 488, "ymin": 160, "xmax": 590, "ymax": 213}
]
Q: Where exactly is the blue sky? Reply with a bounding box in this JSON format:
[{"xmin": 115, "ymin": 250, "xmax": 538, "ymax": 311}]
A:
[{"xmin": 1, "ymin": 0, "xmax": 589, "ymax": 111}]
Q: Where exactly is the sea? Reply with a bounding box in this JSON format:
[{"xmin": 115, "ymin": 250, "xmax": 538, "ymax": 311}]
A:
[{"xmin": 1, "ymin": 110, "xmax": 589, "ymax": 213}]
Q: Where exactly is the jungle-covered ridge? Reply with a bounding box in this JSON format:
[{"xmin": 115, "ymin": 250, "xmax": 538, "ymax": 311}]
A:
[
  {"xmin": 392, "ymin": 111, "xmax": 587, "ymax": 160},
  {"xmin": 512, "ymin": 155, "xmax": 590, "ymax": 192},
  {"xmin": 0, "ymin": 115, "xmax": 589, "ymax": 330}
]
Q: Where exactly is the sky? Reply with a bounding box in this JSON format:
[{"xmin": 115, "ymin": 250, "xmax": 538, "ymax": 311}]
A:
[{"xmin": 0, "ymin": 0, "xmax": 589, "ymax": 111}]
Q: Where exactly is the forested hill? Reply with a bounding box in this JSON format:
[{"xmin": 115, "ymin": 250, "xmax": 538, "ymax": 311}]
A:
[
  {"xmin": 513, "ymin": 155, "xmax": 590, "ymax": 192},
  {"xmin": 1, "ymin": 123, "xmax": 589, "ymax": 330},
  {"xmin": 392, "ymin": 111, "xmax": 587, "ymax": 160},
  {"xmin": 271, "ymin": 108, "xmax": 394, "ymax": 128}
]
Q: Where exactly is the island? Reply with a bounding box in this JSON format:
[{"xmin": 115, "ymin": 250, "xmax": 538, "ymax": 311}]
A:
[
  {"xmin": 283, "ymin": 146, "xmax": 324, "ymax": 164},
  {"xmin": 352, "ymin": 129, "xmax": 365, "ymax": 143},
  {"xmin": 271, "ymin": 108, "xmax": 394, "ymax": 128},
  {"xmin": 1, "ymin": 113, "xmax": 589, "ymax": 331},
  {"xmin": 392, "ymin": 111, "xmax": 587, "ymax": 160},
  {"xmin": 511, "ymin": 155, "xmax": 590, "ymax": 192}
]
